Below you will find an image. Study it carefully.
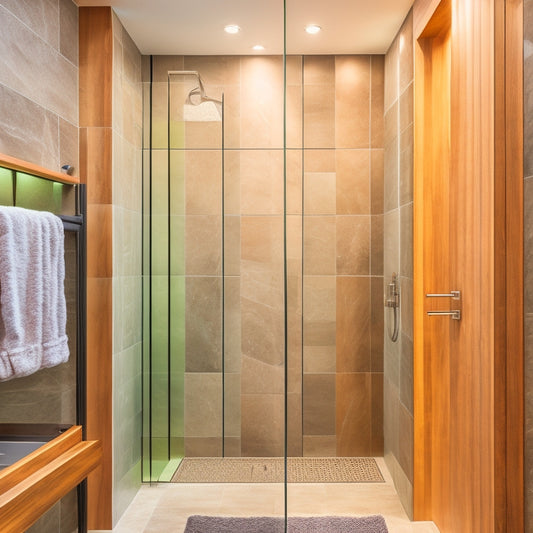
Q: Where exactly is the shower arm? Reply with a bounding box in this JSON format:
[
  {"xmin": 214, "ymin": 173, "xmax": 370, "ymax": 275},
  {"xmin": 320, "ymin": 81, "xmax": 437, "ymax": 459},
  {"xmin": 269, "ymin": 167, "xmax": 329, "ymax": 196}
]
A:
[{"xmin": 168, "ymin": 70, "xmax": 222, "ymax": 106}]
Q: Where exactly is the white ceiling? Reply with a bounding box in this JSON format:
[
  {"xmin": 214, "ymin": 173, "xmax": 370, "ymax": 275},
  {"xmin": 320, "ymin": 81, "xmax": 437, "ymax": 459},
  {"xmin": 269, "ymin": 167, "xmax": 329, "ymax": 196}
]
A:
[{"xmin": 76, "ymin": 0, "xmax": 414, "ymax": 55}]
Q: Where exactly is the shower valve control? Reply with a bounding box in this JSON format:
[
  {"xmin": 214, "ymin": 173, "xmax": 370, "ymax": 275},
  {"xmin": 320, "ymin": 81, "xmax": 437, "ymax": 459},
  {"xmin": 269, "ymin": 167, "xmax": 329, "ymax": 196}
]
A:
[{"xmin": 384, "ymin": 273, "xmax": 399, "ymax": 309}]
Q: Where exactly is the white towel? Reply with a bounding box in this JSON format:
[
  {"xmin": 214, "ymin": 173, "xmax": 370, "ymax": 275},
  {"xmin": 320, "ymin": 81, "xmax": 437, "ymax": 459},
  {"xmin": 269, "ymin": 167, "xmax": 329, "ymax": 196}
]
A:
[{"xmin": 0, "ymin": 206, "xmax": 69, "ymax": 381}]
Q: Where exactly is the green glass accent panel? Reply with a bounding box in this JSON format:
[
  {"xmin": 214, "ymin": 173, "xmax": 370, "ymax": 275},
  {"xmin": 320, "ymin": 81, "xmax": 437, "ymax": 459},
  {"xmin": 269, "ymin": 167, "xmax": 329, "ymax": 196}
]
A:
[
  {"xmin": 159, "ymin": 457, "xmax": 182, "ymax": 482},
  {"xmin": 151, "ymin": 215, "xmax": 169, "ymax": 276},
  {"xmin": 170, "ymin": 150, "xmax": 185, "ymax": 216},
  {"xmin": 15, "ymin": 172, "xmax": 63, "ymax": 213},
  {"xmin": 170, "ymin": 216, "xmax": 185, "ymax": 276},
  {"xmin": 170, "ymin": 275, "xmax": 185, "ymax": 443},
  {"xmin": 170, "ymin": 438, "xmax": 184, "ymax": 460},
  {"xmin": 169, "ymin": 120, "xmax": 185, "ymax": 149},
  {"xmin": 152, "ymin": 150, "xmax": 168, "ymax": 216},
  {"xmin": 0, "ymin": 167, "xmax": 14, "ymax": 205}
]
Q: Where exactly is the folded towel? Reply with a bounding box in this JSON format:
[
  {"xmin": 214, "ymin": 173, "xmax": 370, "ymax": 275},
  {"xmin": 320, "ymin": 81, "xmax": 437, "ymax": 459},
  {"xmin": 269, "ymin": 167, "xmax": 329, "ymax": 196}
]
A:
[{"xmin": 0, "ymin": 206, "xmax": 69, "ymax": 381}]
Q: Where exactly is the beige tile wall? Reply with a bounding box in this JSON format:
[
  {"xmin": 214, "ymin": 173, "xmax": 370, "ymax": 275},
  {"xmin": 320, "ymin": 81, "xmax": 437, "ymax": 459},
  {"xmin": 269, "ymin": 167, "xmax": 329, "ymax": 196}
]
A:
[
  {"xmin": 383, "ymin": 10, "xmax": 414, "ymax": 519},
  {"xmin": 149, "ymin": 52, "xmax": 384, "ymax": 458}
]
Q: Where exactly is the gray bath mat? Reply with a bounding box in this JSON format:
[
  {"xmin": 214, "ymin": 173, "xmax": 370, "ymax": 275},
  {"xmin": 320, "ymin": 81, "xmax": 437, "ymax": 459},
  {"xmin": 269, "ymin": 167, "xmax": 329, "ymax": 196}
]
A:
[
  {"xmin": 184, "ymin": 515, "xmax": 389, "ymax": 532},
  {"xmin": 172, "ymin": 457, "xmax": 384, "ymax": 483}
]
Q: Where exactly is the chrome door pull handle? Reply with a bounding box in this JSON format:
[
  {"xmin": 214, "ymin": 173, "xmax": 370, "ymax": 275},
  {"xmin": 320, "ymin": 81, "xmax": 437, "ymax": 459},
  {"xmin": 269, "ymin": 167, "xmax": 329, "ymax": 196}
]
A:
[
  {"xmin": 426, "ymin": 290, "xmax": 461, "ymax": 300},
  {"xmin": 427, "ymin": 310, "xmax": 461, "ymax": 320}
]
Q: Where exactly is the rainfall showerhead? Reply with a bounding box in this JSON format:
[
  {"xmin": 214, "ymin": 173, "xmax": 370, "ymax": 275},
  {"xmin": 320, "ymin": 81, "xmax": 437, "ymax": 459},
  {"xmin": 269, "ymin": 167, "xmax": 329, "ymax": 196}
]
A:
[{"xmin": 169, "ymin": 70, "xmax": 222, "ymax": 122}]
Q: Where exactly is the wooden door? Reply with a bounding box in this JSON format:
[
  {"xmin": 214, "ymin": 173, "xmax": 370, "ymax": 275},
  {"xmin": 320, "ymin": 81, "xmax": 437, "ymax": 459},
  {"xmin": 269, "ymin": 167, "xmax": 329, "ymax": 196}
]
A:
[{"xmin": 413, "ymin": 0, "xmax": 523, "ymax": 532}]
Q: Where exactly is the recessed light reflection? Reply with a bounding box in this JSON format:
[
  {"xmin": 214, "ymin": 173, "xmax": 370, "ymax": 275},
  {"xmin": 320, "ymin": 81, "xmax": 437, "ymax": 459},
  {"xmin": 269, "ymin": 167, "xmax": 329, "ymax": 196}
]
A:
[
  {"xmin": 224, "ymin": 24, "xmax": 240, "ymax": 34},
  {"xmin": 305, "ymin": 24, "xmax": 321, "ymax": 35},
  {"xmin": 252, "ymin": 45, "xmax": 265, "ymax": 51}
]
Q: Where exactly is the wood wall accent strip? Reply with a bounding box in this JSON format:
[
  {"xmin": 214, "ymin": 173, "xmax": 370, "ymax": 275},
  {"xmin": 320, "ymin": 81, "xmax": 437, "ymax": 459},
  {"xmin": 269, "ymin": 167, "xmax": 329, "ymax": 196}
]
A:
[
  {"xmin": 503, "ymin": 0, "xmax": 524, "ymax": 530},
  {"xmin": 0, "ymin": 427, "xmax": 81, "ymax": 494},
  {"xmin": 0, "ymin": 153, "xmax": 80, "ymax": 185},
  {"xmin": 79, "ymin": 6, "xmax": 114, "ymax": 529},
  {"xmin": 413, "ymin": 0, "xmax": 447, "ymax": 39},
  {"xmin": 0, "ymin": 439, "xmax": 102, "ymax": 533},
  {"xmin": 79, "ymin": 7, "xmax": 113, "ymax": 128}
]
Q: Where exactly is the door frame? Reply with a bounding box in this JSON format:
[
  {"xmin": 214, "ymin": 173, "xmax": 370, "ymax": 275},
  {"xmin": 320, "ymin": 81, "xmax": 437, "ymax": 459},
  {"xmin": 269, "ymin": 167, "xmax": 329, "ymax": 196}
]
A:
[{"xmin": 412, "ymin": 0, "xmax": 524, "ymax": 531}]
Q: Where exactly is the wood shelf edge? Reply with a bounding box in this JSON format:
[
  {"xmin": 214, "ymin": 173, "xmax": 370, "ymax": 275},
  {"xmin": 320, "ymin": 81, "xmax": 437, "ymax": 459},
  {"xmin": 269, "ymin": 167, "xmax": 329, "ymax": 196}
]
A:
[
  {"xmin": 0, "ymin": 429, "xmax": 102, "ymax": 533},
  {"xmin": 0, "ymin": 153, "xmax": 80, "ymax": 185}
]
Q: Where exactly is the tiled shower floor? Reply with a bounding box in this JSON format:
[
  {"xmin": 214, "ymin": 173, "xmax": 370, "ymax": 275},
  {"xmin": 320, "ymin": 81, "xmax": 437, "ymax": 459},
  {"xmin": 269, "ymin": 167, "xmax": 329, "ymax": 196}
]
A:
[{"xmin": 101, "ymin": 458, "xmax": 440, "ymax": 533}]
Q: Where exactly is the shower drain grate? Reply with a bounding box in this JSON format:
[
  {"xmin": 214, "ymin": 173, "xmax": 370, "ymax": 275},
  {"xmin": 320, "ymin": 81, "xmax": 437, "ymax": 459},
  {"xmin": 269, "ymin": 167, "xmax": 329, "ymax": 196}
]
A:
[{"xmin": 171, "ymin": 457, "xmax": 384, "ymax": 483}]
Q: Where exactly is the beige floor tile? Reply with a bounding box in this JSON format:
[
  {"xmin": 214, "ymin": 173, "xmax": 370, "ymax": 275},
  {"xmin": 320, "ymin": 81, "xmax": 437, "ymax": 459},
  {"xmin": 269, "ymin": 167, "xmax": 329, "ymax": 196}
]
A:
[{"xmin": 107, "ymin": 460, "xmax": 440, "ymax": 533}]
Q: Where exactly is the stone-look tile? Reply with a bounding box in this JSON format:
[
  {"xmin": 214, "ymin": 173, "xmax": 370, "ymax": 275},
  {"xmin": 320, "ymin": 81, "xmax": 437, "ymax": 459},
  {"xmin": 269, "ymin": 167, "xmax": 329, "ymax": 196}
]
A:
[
  {"xmin": 286, "ymin": 149, "xmax": 303, "ymax": 215},
  {"xmin": 224, "ymin": 277, "xmax": 241, "ymax": 374},
  {"xmin": 241, "ymin": 353, "xmax": 284, "ymax": 395},
  {"xmin": 372, "ymin": 373, "xmax": 384, "ymax": 455},
  {"xmin": 304, "ymin": 346, "xmax": 336, "ymax": 374},
  {"xmin": 400, "ymin": 203, "xmax": 413, "ymax": 279},
  {"xmin": 400, "ymin": 276, "xmax": 413, "ymax": 340},
  {"xmin": 399, "ymin": 82, "xmax": 413, "ymax": 134},
  {"xmin": 303, "ymin": 435, "xmax": 337, "ymax": 457},
  {"xmin": 525, "ymin": 313, "xmax": 533, "ymax": 532},
  {"xmin": 185, "ymin": 277, "xmax": 222, "ymax": 372},
  {"xmin": 525, "ymin": 179, "xmax": 533, "ymax": 313},
  {"xmin": 287, "ymin": 54, "xmax": 303, "ymax": 85},
  {"xmin": 400, "ymin": 333, "xmax": 414, "ymax": 415},
  {"xmin": 336, "ymin": 373, "xmax": 372, "ymax": 456},
  {"xmin": 304, "ymin": 149, "xmax": 336, "ymax": 172},
  {"xmin": 240, "ymin": 150, "xmax": 284, "ymax": 215},
  {"xmin": 371, "ymin": 55, "xmax": 385, "ymax": 149},
  {"xmin": 336, "ymin": 215, "xmax": 370, "ymax": 275},
  {"xmin": 398, "ymin": 11, "xmax": 414, "ymax": 94},
  {"xmin": 122, "ymin": 23, "xmax": 142, "ymax": 84},
  {"xmin": 185, "ymin": 215, "xmax": 222, "ymax": 276},
  {"xmin": 303, "ymin": 374, "xmax": 336, "ymax": 436},
  {"xmin": 224, "ymin": 215, "xmax": 240, "ymax": 276},
  {"xmin": 371, "ymin": 214, "xmax": 384, "ymax": 275},
  {"xmin": 384, "ymin": 101, "xmax": 398, "ymax": 149},
  {"xmin": 1, "ymin": 0, "xmax": 59, "ymax": 49},
  {"xmin": 184, "ymin": 373, "xmax": 222, "ymax": 438},
  {"xmin": 304, "ymin": 84, "xmax": 335, "ymax": 148},
  {"xmin": 335, "ymin": 56, "xmax": 371, "ymax": 148},
  {"xmin": 384, "ymin": 377, "xmax": 400, "ymax": 460},
  {"xmin": 241, "ymin": 216, "xmax": 284, "ymax": 367},
  {"xmin": 185, "ymin": 150, "xmax": 222, "ymax": 215},
  {"xmin": 27, "ymin": 501, "xmax": 60, "ymax": 533},
  {"xmin": 384, "ymin": 36, "xmax": 399, "ymax": 112},
  {"xmin": 304, "ymin": 216, "xmax": 336, "ymax": 275},
  {"xmin": 384, "ymin": 321, "xmax": 401, "ymax": 390},
  {"xmin": 184, "ymin": 120, "xmax": 223, "ymax": 151},
  {"xmin": 371, "ymin": 149, "xmax": 385, "ymax": 214},
  {"xmin": 224, "ymin": 437, "xmax": 241, "ymax": 457},
  {"xmin": 304, "ymin": 55, "xmax": 335, "ymax": 85},
  {"xmin": 287, "ymin": 392, "xmax": 303, "ymax": 456},
  {"xmin": 384, "ymin": 209, "xmax": 400, "ymax": 278},
  {"xmin": 304, "ymin": 172, "xmax": 336, "ymax": 214},
  {"xmin": 400, "ymin": 123, "xmax": 414, "ymax": 206},
  {"xmin": 371, "ymin": 277, "xmax": 385, "ymax": 372},
  {"xmin": 303, "ymin": 276, "xmax": 336, "ymax": 350},
  {"xmin": 336, "ymin": 277, "xmax": 371, "ymax": 373},
  {"xmin": 184, "ymin": 437, "xmax": 222, "ymax": 457},
  {"xmin": 113, "ymin": 129, "xmax": 143, "ymax": 212},
  {"xmin": 384, "ymin": 138, "xmax": 399, "ymax": 213},
  {"xmin": 336, "ymin": 149, "xmax": 370, "ymax": 214},
  {"xmin": 0, "ymin": 5, "xmax": 78, "ymax": 124},
  {"xmin": 185, "ymin": 56, "xmax": 241, "ymax": 86},
  {"xmin": 150, "ymin": 82, "xmax": 169, "ymax": 149},
  {"xmin": 398, "ymin": 403, "xmax": 414, "ymax": 483},
  {"xmin": 114, "ymin": 208, "xmax": 142, "ymax": 277},
  {"xmin": 241, "ymin": 393, "xmax": 284, "ymax": 456},
  {"xmin": 286, "ymin": 83, "xmax": 303, "ymax": 149},
  {"xmin": 151, "ymin": 55, "xmax": 184, "ymax": 82},
  {"xmin": 59, "ymin": 0, "xmax": 78, "ymax": 65},
  {"xmin": 224, "ymin": 150, "xmax": 240, "ymax": 215},
  {"xmin": 59, "ymin": 118, "xmax": 79, "ymax": 174},
  {"xmin": 240, "ymin": 56, "xmax": 284, "ymax": 148},
  {"xmin": 224, "ymin": 373, "xmax": 241, "ymax": 438},
  {"xmin": 0, "ymin": 84, "xmax": 59, "ymax": 172}
]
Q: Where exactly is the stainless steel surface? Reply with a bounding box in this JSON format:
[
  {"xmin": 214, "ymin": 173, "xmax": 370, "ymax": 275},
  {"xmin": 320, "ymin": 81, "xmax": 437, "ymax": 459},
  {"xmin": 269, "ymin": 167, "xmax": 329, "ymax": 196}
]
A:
[
  {"xmin": 426, "ymin": 290, "xmax": 461, "ymax": 300},
  {"xmin": 0, "ymin": 440, "xmax": 47, "ymax": 470},
  {"xmin": 427, "ymin": 310, "xmax": 461, "ymax": 320}
]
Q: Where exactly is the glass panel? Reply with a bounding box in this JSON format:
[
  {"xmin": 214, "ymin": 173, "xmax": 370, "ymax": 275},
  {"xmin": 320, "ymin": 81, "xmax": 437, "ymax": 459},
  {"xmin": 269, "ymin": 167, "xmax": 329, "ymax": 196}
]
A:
[
  {"xmin": 0, "ymin": 167, "xmax": 14, "ymax": 205},
  {"xmin": 141, "ymin": 1, "xmax": 287, "ymax": 526}
]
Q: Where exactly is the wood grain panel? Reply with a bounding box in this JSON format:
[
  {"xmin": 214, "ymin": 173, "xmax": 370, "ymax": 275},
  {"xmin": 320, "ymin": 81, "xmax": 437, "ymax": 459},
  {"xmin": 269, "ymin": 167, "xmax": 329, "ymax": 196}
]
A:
[
  {"xmin": 87, "ymin": 204, "xmax": 113, "ymax": 278},
  {"xmin": 0, "ymin": 439, "xmax": 101, "ymax": 533},
  {"xmin": 79, "ymin": 127, "xmax": 113, "ymax": 203},
  {"xmin": 0, "ymin": 152, "xmax": 80, "ymax": 184},
  {"xmin": 79, "ymin": 7, "xmax": 112, "ymax": 128}
]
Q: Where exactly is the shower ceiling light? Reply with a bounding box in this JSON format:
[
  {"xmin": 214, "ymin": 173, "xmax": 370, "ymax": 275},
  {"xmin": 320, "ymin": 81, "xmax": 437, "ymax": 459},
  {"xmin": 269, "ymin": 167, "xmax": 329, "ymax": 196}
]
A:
[
  {"xmin": 252, "ymin": 45, "xmax": 265, "ymax": 51},
  {"xmin": 224, "ymin": 24, "xmax": 240, "ymax": 34},
  {"xmin": 305, "ymin": 24, "xmax": 321, "ymax": 35}
]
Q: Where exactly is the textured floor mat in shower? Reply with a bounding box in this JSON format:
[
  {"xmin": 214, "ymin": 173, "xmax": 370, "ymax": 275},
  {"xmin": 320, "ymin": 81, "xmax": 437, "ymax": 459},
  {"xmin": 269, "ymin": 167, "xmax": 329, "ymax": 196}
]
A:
[{"xmin": 171, "ymin": 457, "xmax": 385, "ymax": 483}]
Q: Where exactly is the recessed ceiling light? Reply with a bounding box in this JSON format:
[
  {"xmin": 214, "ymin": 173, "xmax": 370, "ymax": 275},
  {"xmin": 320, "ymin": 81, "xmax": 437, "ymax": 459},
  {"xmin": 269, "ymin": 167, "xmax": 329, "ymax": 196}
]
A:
[
  {"xmin": 305, "ymin": 24, "xmax": 321, "ymax": 35},
  {"xmin": 252, "ymin": 45, "xmax": 265, "ymax": 51},
  {"xmin": 224, "ymin": 24, "xmax": 240, "ymax": 34}
]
